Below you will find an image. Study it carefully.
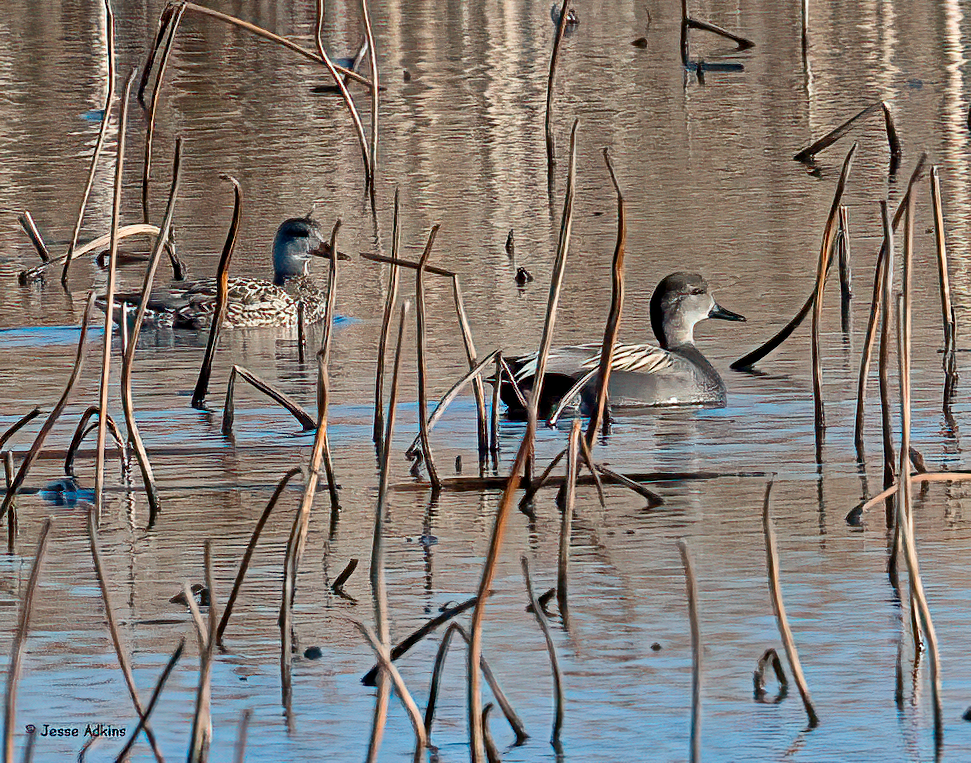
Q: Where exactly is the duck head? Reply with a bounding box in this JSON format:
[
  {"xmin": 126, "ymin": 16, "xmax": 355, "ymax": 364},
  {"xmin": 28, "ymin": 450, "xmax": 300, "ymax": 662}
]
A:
[
  {"xmin": 272, "ymin": 217, "xmax": 327, "ymax": 286},
  {"xmin": 649, "ymin": 272, "xmax": 745, "ymax": 349}
]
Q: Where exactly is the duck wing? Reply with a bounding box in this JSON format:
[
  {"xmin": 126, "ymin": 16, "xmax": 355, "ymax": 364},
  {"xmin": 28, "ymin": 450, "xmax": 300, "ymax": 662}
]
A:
[{"xmin": 512, "ymin": 342, "xmax": 674, "ymax": 381}]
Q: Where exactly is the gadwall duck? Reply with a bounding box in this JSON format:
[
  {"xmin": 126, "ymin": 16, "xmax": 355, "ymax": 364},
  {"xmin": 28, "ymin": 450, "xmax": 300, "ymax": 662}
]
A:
[{"xmin": 500, "ymin": 272, "xmax": 745, "ymax": 417}]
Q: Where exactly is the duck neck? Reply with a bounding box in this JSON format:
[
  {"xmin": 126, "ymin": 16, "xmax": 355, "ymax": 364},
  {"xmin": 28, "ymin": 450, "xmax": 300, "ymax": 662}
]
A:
[{"xmin": 657, "ymin": 316, "xmax": 695, "ymax": 349}]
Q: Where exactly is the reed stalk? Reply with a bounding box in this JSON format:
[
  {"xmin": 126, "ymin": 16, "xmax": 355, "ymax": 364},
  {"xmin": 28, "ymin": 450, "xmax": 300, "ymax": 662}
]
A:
[
  {"xmin": 365, "ymin": 301, "xmax": 408, "ymax": 762},
  {"xmin": 19, "ymin": 224, "xmax": 162, "ymax": 284},
  {"xmin": 467, "ymin": 123, "xmax": 578, "ymax": 760},
  {"xmin": 121, "ymin": 138, "xmax": 182, "ymax": 524},
  {"xmin": 2, "ymin": 519, "xmax": 52, "ymax": 763},
  {"xmin": 87, "ymin": 507, "xmax": 164, "ymax": 762},
  {"xmin": 423, "ymin": 622, "xmax": 527, "ymax": 746},
  {"xmin": 4, "ymin": 453, "xmax": 14, "ymax": 553},
  {"xmin": 685, "ymin": 17, "xmax": 755, "ymax": 49},
  {"xmin": 545, "ymin": 0, "xmax": 571, "ymax": 175},
  {"xmin": 222, "ymin": 365, "xmax": 316, "ymax": 434},
  {"xmin": 811, "ymin": 143, "xmax": 857, "ymax": 438},
  {"xmin": 522, "ymin": 556, "xmax": 564, "ymax": 748},
  {"xmin": 17, "ymin": 213, "xmax": 49, "ymax": 264},
  {"xmin": 0, "ymin": 410, "xmax": 40, "ymax": 452},
  {"xmin": 452, "ymin": 275, "xmax": 489, "ymax": 464},
  {"xmin": 930, "ymin": 167, "xmax": 958, "ymax": 404},
  {"xmin": 361, "ymin": 251, "xmax": 455, "ymax": 278},
  {"xmin": 0, "ymin": 293, "xmax": 96, "ymax": 521},
  {"xmin": 176, "ymin": 3, "xmax": 370, "ymax": 85},
  {"xmin": 794, "ymin": 102, "xmax": 885, "ymax": 162},
  {"xmin": 415, "ymin": 225, "xmax": 442, "ymax": 490},
  {"xmin": 878, "ymin": 202, "xmax": 896, "ymax": 525},
  {"xmin": 557, "ymin": 420, "xmax": 581, "ymax": 623},
  {"xmin": 373, "ymin": 189, "xmax": 401, "ymax": 451},
  {"xmin": 753, "ymin": 647, "xmax": 788, "ymax": 701},
  {"xmin": 897, "ymin": 193, "xmax": 943, "ymax": 740},
  {"xmin": 359, "ymin": 0, "xmax": 379, "ymax": 196},
  {"xmin": 95, "ymin": 69, "xmax": 137, "ymax": 518},
  {"xmin": 489, "ymin": 355, "xmax": 501, "ymax": 466},
  {"xmin": 837, "ymin": 205, "xmax": 852, "ymax": 333},
  {"xmin": 192, "ymin": 175, "xmax": 241, "ymax": 409},
  {"xmin": 64, "ymin": 408, "xmax": 125, "ymax": 479},
  {"xmin": 216, "ymin": 467, "xmax": 302, "ymax": 647},
  {"xmin": 315, "ymin": 0, "xmax": 372, "ymax": 192},
  {"xmin": 482, "ymin": 705, "xmax": 501, "ymax": 763},
  {"xmin": 405, "ymin": 351, "xmax": 499, "ymax": 458},
  {"xmin": 677, "ymin": 539, "xmax": 702, "ymax": 763},
  {"xmin": 140, "ymin": 2, "xmax": 185, "ymax": 226},
  {"xmin": 352, "ymin": 621, "xmax": 428, "ymax": 761},
  {"xmin": 113, "ymin": 639, "xmax": 183, "ymax": 762},
  {"xmin": 318, "ymin": 220, "xmax": 342, "ymax": 513},
  {"xmin": 762, "ymin": 481, "xmax": 818, "ymax": 727},
  {"xmin": 233, "ymin": 709, "xmax": 251, "ymax": 763},
  {"xmin": 587, "ymin": 147, "xmax": 626, "ymax": 447},
  {"xmin": 852, "ymin": 157, "xmax": 926, "ymax": 454}
]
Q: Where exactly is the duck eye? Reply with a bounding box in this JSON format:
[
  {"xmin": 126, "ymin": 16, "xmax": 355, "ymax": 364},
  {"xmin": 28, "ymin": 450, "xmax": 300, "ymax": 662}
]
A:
[{"xmin": 689, "ymin": 288, "xmax": 705, "ymax": 296}]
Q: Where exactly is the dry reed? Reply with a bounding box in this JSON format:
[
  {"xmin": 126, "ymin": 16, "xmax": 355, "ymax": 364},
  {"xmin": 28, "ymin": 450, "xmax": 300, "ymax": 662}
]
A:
[
  {"xmin": 522, "ymin": 556, "xmax": 564, "ymax": 749},
  {"xmin": 192, "ymin": 175, "xmax": 241, "ymax": 409},
  {"xmin": 557, "ymin": 419, "xmax": 581, "ymax": 623},
  {"xmin": 677, "ymin": 539, "xmax": 702, "ymax": 763},
  {"xmin": 2, "ymin": 519, "xmax": 52, "ymax": 763},
  {"xmin": 762, "ymin": 481, "xmax": 818, "ymax": 727},
  {"xmin": 95, "ymin": 69, "xmax": 137, "ymax": 518},
  {"xmin": 415, "ymin": 225, "xmax": 443, "ymax": 490},
  {"xmin": 222, "ymin": 365, "xmax": 317, "ymax": 434},
  {"xmin": 373, "ymin": 189, "xmax": 401, "ymax": 451}
]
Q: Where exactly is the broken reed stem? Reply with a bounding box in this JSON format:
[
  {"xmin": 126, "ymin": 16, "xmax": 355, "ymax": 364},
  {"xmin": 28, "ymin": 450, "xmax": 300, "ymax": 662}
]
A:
[
  {"xmin": 361, "ymin": 596, "xmax": 477, "ymax": 686},
  {"xmin": 587, "ymin": 147, "xmax": 626, "ymax": 447},
  {"xmin": 2, "ymin": 519, "xmax": 52, "ymax": 763},
  {"xmin": 366, "ymin": 301, "xmax": 408, "ymax": 763},
  {"xmin": 95, "ymin": 68, "xmax": 137, "ymax": 518},
  {"xmin": 0, "ymin": 293, "xmax": 96, "ymax": 522},
  {"xmin": 898, "ymin": 194, "xmax": 943, "ymax": 739},
  {"xmin": 811, "ymin": 142, "xmax": 857, "ymax": 437},
  {"xmin": 373, "ymin": 188, "xmax": 401, "ymax": 451},
  {"xmin": 192, "ymin": 175, "xmax": 241, "ymax": 409},
  {"xmin": 878, "ymin": 202, "xmax": 896, "ymax": 518},
  {"xmin": 468, "ymin": 120, "xmax": 578, "ymax": 763},
  {"xmin": 522, "ymin": 556, "xmax": 564, "ymax": 748},
  {"xmin": 452, "ymin": 275, "xmax": 489, "ymax": 463},
  {"xmin": 677, "ymin": 539, "xmax": 702, "ymax": 763},
  {"xmin": 361, "ymin": 251, "xmax": 455, "ymax": 278},
  {"xmin": 762, "ymin": 481, "xmax": 819, "ymax": 728},
  {"xmin": 87, "ymin": 507, "xmax": 164, "ymax": 762},
  {"xmin": 557, "ymin": 419, "xmax": 581, "ymax": 623},
  {"xmin": 115, "ymin": 639, "xmax": 185, "ymax": 762},
  {"xmin": 794, "ymin": 102, "xmax": 883, "ymax": 163},
  {"xmin": 930, "ymin": 167, "xmax": 958, "ymax": 398},
  {"xmin": 68, "ymin": 0, "xmax": 120, "ymax": 280},
  {"xmin": 216, "ymin": 466, "xmax": 303, "ymax": 647},
  {"xmin": 577, "ymin": 435, "xmax": 606, "ymax": 508},
  {"xmin": 315, "ymin": 0, "xmax": 372, "ymax": 192},
  {"xmin": 318, "ymin": 220, "xmax": 342, "ymax": 514},
  {"xmin": 423, "ymin": 622, "xmax": 527, "ymax": 745},
  {"xmin": 498, "ymin": 356, "xmax": 529, "ymax": 409},
  {"xmin": 482, "ymin": 705, "xmax": 501, "ymax": 763},
  {"xmin": 222, "ymin": 365, "xmax": 317, "ymax": 434},
  {"xmin": 18, "ymin": 224, "xmax": 162, "ymax": 284},
  {"xmin": 188, "ymin": 543, "xmax": 217, "ymax": 762},
  {"xmin": 0, "ymin": 409, "xmax": 41, "ymax": 452},
  {"xmin": 837, "ymin": 206, "xmax": 852, "ymax": 333},
  {"xmin": 882, "ymin": 102, "xmax": 902, "ymax": 172},
  {"xmin": 122, "ymin": 137, "xmax": 183, "ymax": 524},
  {"xmin": 359, "ymin": 0, "xmax": 379, "ymax": 196},
  {"xmin": 685, "ymin": 17, "xmax": 755, "ymax": 49},
  {"xmin": 545, "ymin": 0, "xmax": 571, "ymax": 175},
  {"xmin": 352, "ymin": 621, "xmax": 428, "ymax": 760},
  {"xmin": 415, "ymin": 224, "xmax": 443, "ymax": 490},
  {"xmin": 17, "ymin": 213, "xmax": 50, "ymax": 263},
  {"xmin": 175, "ymin": 2, "xmax": 370, "ymax": 86}
]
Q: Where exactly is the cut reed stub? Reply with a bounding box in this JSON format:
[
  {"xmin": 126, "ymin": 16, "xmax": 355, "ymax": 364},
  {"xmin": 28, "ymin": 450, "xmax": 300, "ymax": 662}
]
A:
[{"xmin": 794, "ymin": 101, "xmax": 899, "ymax": 167}]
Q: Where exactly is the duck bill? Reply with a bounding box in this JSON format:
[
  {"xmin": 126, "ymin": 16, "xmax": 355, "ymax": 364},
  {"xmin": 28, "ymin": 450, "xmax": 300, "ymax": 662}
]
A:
[{"xmin": 709, "ymin": 303, "xmax": 745, "ymax": 322}]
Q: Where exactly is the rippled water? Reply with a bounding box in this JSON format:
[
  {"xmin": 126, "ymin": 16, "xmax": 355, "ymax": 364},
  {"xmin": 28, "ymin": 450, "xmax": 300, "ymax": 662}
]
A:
[{"xmin": 3, "ymin": 0, "xmax": 971, "ymax": 760}]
